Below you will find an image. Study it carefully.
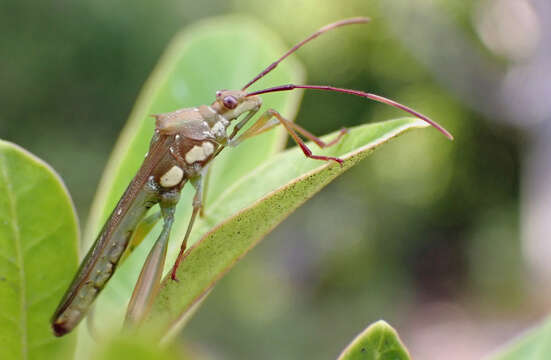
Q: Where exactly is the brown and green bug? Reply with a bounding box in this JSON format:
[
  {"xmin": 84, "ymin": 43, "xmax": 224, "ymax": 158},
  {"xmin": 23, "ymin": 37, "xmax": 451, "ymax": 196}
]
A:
[{"xmin": 51, "ymin": 17, "xmax": 452, "ymax": 337}]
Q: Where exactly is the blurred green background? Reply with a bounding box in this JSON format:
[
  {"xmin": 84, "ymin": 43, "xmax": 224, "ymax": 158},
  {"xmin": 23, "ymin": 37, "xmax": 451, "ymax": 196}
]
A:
[{"xmin": 2, "ymin": 0, "xmax": 550, "ymax": 359}]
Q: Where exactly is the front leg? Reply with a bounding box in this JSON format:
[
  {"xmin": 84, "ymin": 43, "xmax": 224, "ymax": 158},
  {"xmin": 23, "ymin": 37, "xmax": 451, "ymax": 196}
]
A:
[
  {"xmin": 229, "ymin": 106, "xmax": 260, "ymax": 140},
  {"xmin": 229, "ymin": 109, "xmax": 346, "ymax": 164},
  {"xmin": 209, "ymin": 107, "xmax": 261, "ymax": 161}
]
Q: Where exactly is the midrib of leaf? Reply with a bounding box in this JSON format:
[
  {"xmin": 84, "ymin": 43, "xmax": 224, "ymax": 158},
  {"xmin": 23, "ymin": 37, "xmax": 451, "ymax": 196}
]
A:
[
  {"xmin": 376, "ymin": 327, "xmax": 385, "ymax": 360},
  {"xmin": 0, "ymin": 153, "xmax": 28, "ymax": 360}
]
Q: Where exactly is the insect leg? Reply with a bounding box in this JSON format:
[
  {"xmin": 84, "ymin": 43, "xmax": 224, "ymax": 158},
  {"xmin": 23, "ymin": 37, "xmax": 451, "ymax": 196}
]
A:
[
  {"xmin": 227, "ymin": 111, "xmax": 277, "ymax": 145},
  {"xmin": 228, "ymin": 107, "xmax": 260, "ymax": 140},
  {"xmin": 230, "ymin": 109, "xmax": 345, "ymax": 164},
  {"xmin": 124, "ymin": 190, "xmax": 179, "ymax": 327},
  {"xmin": 288, "ymin": 122, "xmax": 348, "ymax": 148},
  {"xmin": 170, "ymin": 174, "xmax": 204, "ymax": 281},
  {"xmin": 210, "ymin": 108, "xmax": 261, "ymax": 161}
]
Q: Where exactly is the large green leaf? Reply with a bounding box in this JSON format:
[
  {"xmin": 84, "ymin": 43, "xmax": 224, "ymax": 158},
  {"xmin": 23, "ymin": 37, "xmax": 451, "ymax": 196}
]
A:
[
  {"xmin": 488, "ymin": 317, "xmax": 551, "ymax": 359},
  {"xmin": 0, "ymin": 140, "xmax": 79, "ymax": 360},
  {"xmin": 80, "ymin": 15, "xmax": 304, "ymax": 342},
  {"xmin": 337, "ymin": 320, "xmax": 411, "ymax": 360},
  {"xmin": 145, "ymin": 118, "xmax": 430, "ymax": 338}
]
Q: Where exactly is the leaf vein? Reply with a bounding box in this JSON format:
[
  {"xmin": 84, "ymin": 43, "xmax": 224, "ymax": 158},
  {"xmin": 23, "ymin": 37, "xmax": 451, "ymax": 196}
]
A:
[
  {"xmin": 23, "ymin": 224, "xmax": 62, "ymax": 254},
  {"xmin": 0, "ymin": 153, "xmax": 28, "ymax": 360}
]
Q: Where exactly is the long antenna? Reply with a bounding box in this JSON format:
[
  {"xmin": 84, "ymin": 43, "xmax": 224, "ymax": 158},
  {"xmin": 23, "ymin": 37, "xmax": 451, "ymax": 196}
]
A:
[
  {"xmin": 247, "ymin": 84, "xmax": 454, "ymax": 140},
  {"xmin": 241, "ymin": 17, "xmax": 370, "ymax": 91}
]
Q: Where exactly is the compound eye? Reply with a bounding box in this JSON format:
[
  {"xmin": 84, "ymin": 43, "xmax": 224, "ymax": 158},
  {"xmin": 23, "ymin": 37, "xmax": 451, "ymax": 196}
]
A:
[{"xmin": 223, "ymin": 95, "xmax": 238, "ymax": 109}]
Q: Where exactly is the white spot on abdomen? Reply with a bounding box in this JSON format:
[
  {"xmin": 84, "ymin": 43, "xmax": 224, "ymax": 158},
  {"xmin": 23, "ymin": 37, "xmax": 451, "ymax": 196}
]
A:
[
  {"xmin": 185, "ymin": 142, "xmax": 214, "ymax": 164},
  {"xmin": 160, "ymin": 166, "xmax": 184, "ymax": 188},
  {"xmin": 202, "ymin": 142, "xmax": 214, "ymax": 156},
  {"xmin": 185, "ymin": 146, "xmax": 206, "ymax": 163}
]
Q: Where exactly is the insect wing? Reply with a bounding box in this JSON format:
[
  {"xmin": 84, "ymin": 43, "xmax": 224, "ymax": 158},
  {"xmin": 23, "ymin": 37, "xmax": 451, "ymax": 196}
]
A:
[{"xmin": 51, "ymin": 136, "xmax": 171, "ymax": 336}]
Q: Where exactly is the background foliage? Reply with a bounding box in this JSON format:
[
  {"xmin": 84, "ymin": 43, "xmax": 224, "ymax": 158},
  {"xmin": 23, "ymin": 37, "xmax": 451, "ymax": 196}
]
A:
[{"xmin": 2, "ymin": 0, "xmax": 549, "ymax": 359}]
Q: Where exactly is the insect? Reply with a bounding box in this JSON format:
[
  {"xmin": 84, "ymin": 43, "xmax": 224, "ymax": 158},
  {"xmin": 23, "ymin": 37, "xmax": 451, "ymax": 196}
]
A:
[{"xmin": 51, "ymin": 17, "xmax": 452, "ymax": 337}]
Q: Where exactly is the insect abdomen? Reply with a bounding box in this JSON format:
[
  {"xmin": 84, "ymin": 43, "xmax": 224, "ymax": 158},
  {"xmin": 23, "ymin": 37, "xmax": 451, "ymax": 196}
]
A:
[{"xmin": 51, "ymin": 177, "xmax": 161, "ymax": 336}]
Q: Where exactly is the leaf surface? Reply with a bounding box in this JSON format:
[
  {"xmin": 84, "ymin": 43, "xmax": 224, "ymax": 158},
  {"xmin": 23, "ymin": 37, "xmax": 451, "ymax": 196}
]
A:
[
  {"xmin": 0, "ymin": 140, "xmax": 79, "ymax": 360},
  {"xmin": 337, "ymin": 320, "xmax": 411, "ymax": 360},
  {"xmin": 146, "ymin": 119, "xmax": 429, "ymax": 338}
]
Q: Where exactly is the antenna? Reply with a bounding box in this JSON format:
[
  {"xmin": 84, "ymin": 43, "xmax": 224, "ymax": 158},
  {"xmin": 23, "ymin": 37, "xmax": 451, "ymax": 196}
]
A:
[
  {"xmin": 247, "ymin": 84, "xmax": 454, "ymax": 140},
  {"xmin": 241, "ymin": 17, "xmax": 370, "ymax": 91}
]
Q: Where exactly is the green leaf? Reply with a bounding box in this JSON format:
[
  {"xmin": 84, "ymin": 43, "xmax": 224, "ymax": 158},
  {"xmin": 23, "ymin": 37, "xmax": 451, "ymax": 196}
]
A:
[
  {"xmin": 82, "ymin": 14, "xmax": 304, "ymax": 340},
  {"xmin": 0, "ymin": 140, "xmax": 79, "ymax": 360},
  {"xmin": 89, "ymin": 334, "xmax": 183, "ymax": 360},
  {"xmin": 337, "ymin": 320, "xmax": 411, "ymax": 360},
  {"xmin": 146, "ymin": 118, "xmax": 429, "ymax": 338},
  {"xmin": 488, "ymin": 317, "xmax": 551, "ymax": 359}
]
